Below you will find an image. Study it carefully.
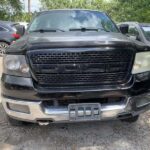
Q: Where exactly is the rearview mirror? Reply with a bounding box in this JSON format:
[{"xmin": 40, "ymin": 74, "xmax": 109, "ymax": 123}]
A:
[{"xmin": 119, "ymin": 24, "xmax": 129, "ymax": 34}]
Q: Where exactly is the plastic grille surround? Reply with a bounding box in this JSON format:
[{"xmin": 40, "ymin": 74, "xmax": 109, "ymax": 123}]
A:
[{"xmin": 28, "ymin": 48, "xmax": 134, "ymax": 86}]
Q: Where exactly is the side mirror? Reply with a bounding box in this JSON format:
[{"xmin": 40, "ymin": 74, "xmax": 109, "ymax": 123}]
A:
[
  {"xmin": 119, "ymin": 24, "xmax": 129, "ymax": 34},
  {"xmin": 16, "ymin": 25, "xmax": 25, "ymax": 36}
]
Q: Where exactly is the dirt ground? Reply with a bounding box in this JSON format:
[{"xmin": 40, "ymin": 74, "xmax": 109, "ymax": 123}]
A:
[{"xmin": 0, "ymin": 57, "xmax": 150, "ymax": 150}]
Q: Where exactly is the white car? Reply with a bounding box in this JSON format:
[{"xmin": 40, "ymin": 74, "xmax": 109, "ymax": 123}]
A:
[{"xmin": 18, "ymin": 22, "xmax": 28, "ymax": 29}]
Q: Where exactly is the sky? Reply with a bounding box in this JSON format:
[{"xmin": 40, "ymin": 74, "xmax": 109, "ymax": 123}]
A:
[{"xmin": 21, "ymin": 0, "xmax": 41, "ymax": 12}]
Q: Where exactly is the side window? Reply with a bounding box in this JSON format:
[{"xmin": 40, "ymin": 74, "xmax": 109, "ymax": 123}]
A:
[
  {"xmin": 0, "ymin": 26, "xmax": 7, "ymax": 31},
  {"xmin": 128, "ymin": 25, "xmax": 139, "ymax": 36}
]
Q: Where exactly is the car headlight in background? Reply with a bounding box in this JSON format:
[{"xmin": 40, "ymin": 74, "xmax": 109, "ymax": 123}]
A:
[
  {"xmin": 3, "ymin": 55, "xmax": 30, "ymax": 77},
  {"xmin": 132, "ymin": 52, "xmax": 150, "ymax": 74}
]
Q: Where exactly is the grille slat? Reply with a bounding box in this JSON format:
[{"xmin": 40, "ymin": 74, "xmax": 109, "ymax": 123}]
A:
[
  {"xmin": 36, "ymin": 73, "xmax": 126, "ymax": 85},
  {"xmin": 30, "ymin": 50, "xmax": 132, "ymax": 64},
  {"xmin": 28, "ymin": 49, "xmax": 134, "ymax": 86}
]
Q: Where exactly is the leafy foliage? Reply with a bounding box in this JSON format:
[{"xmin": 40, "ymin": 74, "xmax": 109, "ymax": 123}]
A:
[
  {"xmin": 106, "ymin": 0, "xmax": 150, "ymax": 22},
  {"xmin": 0, "ymin": 0, "xmax": 22, "ymax": 20},
  {"xmin": 40, "ymin": 0, "xmax": 150, "ymax": 23},
  {"xmin": 0, "ymin": 0, "xmax": 150, "ymax": 22}
]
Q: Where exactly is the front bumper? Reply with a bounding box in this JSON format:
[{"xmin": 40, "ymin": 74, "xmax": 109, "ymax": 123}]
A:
[
  {"xmin": 1, "ymin": 74, "xmax": 150, "ymax": 124},
  {"xmin": 2, "ymin": 93, "xmax": 150, "ymax": 124}
]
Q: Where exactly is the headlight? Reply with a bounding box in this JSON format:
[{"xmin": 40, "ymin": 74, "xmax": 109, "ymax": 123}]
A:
[
  {"xmin": 3, "ymin": 55, "xmax": 30, "ymax": 77},
  {"xmin": 132, "ymin": 52, "xmax": 150, "ymax": 74}
]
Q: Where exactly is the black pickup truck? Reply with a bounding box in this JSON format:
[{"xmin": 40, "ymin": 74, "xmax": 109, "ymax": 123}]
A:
[{"xmin": 1, "ymin": 9, "xmax": 150, "ymax": 126}]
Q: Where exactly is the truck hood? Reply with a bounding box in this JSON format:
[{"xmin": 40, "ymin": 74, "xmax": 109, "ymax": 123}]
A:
[{"xmin": 6, "ymin": 31, "xmax": 148, "ymax": 53}]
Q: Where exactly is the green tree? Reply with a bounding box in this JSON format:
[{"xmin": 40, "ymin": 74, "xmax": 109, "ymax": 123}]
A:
[
  {"xmin": 40, "ymin": 0, "xmax": 104, "ymax": 10},
  {"xmin": 0, "ymin": 0, "xmax": 22, "ymax": 21},
  {"xmin": 40, "ymin": 0, "xmax": 150, "ymax": 22},
  {"xmin": 104, "ymin": 0, "xmax": 150, "ymax": 22},
  {"xmin": 1, "ymin": 0, "xmax": 149, "ymax": 23}
]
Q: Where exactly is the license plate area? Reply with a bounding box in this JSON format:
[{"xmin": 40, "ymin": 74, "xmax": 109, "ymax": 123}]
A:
[{"xmin": 68, "ymin": 103, "xmax": 101, "ymax": 121}]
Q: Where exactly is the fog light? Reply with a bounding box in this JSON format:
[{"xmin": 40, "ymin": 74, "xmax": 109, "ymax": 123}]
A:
[{"xmin": 7, "ymin": 102, "xmax": 30, "ymax": 114}]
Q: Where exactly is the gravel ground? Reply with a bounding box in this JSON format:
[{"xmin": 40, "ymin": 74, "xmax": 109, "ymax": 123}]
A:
[{"xmin": 0, "ymin": 58, "xmax": 150, "ymax": 150}]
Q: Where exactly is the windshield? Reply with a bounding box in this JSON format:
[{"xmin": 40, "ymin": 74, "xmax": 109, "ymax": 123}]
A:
[
  {"xmin": 28, "ymin": 10, "xmax": 119, "ymax": 33},
  {"xmin": 141, "ymin": 25, "xmax": 150, "ymax": 41}
]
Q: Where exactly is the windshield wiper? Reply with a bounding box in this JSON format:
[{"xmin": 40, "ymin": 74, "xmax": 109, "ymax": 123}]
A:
[
  {"xmin": 69, "ymin": 27, "xmax": 109, "ymax": 32},
  {"xmin": 30, "ymin": 28, "xmax": 65, "ymax": 33}
]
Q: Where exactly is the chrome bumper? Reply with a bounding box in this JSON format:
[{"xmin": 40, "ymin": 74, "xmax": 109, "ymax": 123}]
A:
[{"xmin": 2, "ymin": 94, "xmax": 150, "ymax": 124}]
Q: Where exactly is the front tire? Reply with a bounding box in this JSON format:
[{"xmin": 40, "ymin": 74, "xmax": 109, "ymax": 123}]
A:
[
  {"xmin": 120, "ymin": 115, "xmax": 139, "ymax": 123},
  {"xmin": 0, "ymin": 42, "xmax": 9, "ymax": 56}
]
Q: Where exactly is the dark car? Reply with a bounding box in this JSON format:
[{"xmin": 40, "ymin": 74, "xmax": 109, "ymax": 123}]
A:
[
  {"xmin": 1, "ymin": 10, "xmax": 150, "ymax": 126},
  {"xmin": 118, "ymin": 22, "xmax": 150, "ymax": 47},
  {"xmin": 0, "ymin": 21, "xmax": 22, "ymax": 56}
]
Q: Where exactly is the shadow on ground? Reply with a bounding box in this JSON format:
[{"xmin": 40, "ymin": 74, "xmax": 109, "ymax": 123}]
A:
[{"xmin": 0, "ymin": 104, "xmax": 150, "ymax": 150}]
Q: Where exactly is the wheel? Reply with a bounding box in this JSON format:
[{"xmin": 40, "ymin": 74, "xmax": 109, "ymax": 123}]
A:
[
  {"xmin": 120, "ymin": 115, "xmax": 139, "ymax": 123},
  {"xmin": 0, "ymin": 42, "xmax": 9, "ymax": 56},
  {"xmin": 7, "ymin": 116, "xmax": 28, "ymax": 126}
]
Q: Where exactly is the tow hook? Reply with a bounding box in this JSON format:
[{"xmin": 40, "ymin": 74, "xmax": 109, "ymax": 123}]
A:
[{"xmin": 38, "ymin": 121, "xmax": 50, "ymax": 126}]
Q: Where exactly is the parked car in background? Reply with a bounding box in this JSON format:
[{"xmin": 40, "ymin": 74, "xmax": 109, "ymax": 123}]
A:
[
  {"xmin": 0, "ymin": 21, "xmax": 24, "ymax": 56},
  {"xmin": 118, "ymin": 22, "xmax": 150, "ymax": 46}
]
